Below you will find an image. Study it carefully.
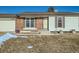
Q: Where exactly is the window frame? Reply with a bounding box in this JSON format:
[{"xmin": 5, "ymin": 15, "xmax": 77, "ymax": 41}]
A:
[
  {"xmin": 25, "ymin": 18, "xmax": 35, "ymax": 28},
  {"xmin": 56, "ymin": 16, "xmax": 64, "ymax": 28}
]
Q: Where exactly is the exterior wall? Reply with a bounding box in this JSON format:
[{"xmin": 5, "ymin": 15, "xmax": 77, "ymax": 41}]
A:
[
  {"xmin": 1, "ymin": 14, "xmax": 79, "ymax": 33},
  {"xmin": 49, "ymin": 16, "xmax": 55, "ymax": 31},
  {"xmin": 35, "ymin": 18, "xmax": 43, "ymax": 31},
  {"xmin": 0, "ymin": 18, "xmax": 15, "ymax": 32},
  {"xmin": 63, "ymin": 16, "xmax": 79, "ymax": 31},
  {"xmin": 16, "ymin": 17, "xmax": 43, "ymax": 32},
  {"xmin": 49, "ymin": 16, "xmax": 79, "ymax": 31},
  {"xmin": 16, "ymin": 18, "xmax": 24, "ymax": 31},
  {"xmin": 16, "ymin": 15, "xmax": 79, "ymax": 32}
]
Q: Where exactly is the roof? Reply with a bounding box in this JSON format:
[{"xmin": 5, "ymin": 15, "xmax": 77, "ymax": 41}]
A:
[
  {"xmin": 0, "ymin": 12, "xmax": 79, "ymax": 18},
  {"xmin": 0, "ymin": 14, "xmax": 16, "ymax": 18},
  {"xmin": 18, "ymin": 12, "xmax": 55, "ymax": 17},
  {"xmin": 55, "ymin": 12, "xmax": 79, "ymax": 16},
  {"xmin": 19, "ymin": 12, "xmax": 79, "ymax": 17}
]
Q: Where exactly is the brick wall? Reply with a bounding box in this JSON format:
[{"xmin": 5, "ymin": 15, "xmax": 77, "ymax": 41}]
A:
[
  {"xmin": 16, "ymin": 17, "xmax": 43, "ymax": 32},
  {"xmin": 16, "ymin": 17, "xmax": 24, "ymax": 31},
  {"xmin": 35, "ymin": 18, "xmax": 43, "ymax": 30}
]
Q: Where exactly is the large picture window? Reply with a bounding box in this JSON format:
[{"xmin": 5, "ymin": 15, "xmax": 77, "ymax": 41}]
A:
[{"xmin": 25, "ymin": 18, "xmax": 35, "ymax": 28}]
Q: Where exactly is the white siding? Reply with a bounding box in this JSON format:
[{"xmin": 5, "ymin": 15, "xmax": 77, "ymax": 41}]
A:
[
  {"xmin": 49, "ymin": 16, "xmax": 79, "ymax": 31},
  {"xmin": 63, "ymin": 16, "xmax": 79, "ymax": 31},
  {"xmin": 49, "ymin": 16, "xmax": 55, "ymax": 31},
  {"xmin": 0, "ymin": 18, "xmax": 15, "ymax": 32}
]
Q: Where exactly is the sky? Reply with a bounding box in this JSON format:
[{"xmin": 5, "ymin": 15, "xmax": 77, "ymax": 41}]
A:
[{"xmin": 0, "ymin": 6, "xmax": 79, "ymax": 14}]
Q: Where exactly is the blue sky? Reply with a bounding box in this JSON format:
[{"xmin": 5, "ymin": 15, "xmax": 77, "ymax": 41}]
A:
[{"xmin": 0, "ymin": 6, "xmax": 79, "ymax": 14}]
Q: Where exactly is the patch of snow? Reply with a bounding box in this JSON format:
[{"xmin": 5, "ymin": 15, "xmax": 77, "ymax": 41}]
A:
[
  {"xmin": 27, "ymin": 45, "xmax": 33, "ymax": 49},
  {"xmin": 0, "ymin": 33, "xmax": 17, "ymax": 45},
  {"xmin": 18, "ymin": 36, "xmax": 28, "ymax": 39}
]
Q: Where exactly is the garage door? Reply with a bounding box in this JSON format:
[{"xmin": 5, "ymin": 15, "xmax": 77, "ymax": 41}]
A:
[{"xmin": 0, "ymin": 20, "xmax": 15, "ymax": 32}]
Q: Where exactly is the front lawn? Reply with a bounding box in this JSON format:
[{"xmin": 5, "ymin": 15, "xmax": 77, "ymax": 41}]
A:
[{"xmin": 0, "ymin": 34, "xmax": 79, "ymax": 53}]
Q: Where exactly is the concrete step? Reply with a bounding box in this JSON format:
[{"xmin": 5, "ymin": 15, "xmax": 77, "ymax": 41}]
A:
[
  {"xmin": 20, "ymin": 30, "xmax": 40, "ymax": 34},
  {"xmin": 40, "ymin": 31, "xmax": 50, "ymax": 34}
]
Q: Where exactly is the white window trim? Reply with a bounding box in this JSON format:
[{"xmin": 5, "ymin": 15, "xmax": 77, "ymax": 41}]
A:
[
  {"xmin": 24, "ymin": 18, "xmax": 36, "ymax": 30},
  {"xmin": 57, "ymin": 16, "xmax": 64, "ymax": 28}
]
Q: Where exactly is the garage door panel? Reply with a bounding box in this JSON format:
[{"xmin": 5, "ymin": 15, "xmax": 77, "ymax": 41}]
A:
[{"xmin": 0, "ymin": 20, "xmax": 15, "ymax": 32}]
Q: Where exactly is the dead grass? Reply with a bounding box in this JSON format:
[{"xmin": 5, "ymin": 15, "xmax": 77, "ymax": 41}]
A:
[
  {"xmin": 0, "ymin": 34, "xmax": 79, "ymax": 53},
  {"xmin": 0, "ymin": 32, "xmax": 5, "ymax": 35}
]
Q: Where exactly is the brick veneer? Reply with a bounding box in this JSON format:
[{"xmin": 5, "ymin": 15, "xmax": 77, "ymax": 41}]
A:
[
  {"xmin": 16, "ymin": 17, "xmax": 43, "ymax": 33},
  {"xmin": 35, "ymin": 18, "xmax": 43, "ymax": 31},
  {"xmin": 16, "ymin": 17, "xmax": 24, "ymax": 31}
]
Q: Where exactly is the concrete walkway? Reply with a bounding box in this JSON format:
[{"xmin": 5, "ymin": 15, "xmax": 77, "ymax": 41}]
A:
[{"xmin": 16, "ymin": 33, "xmax": 60, "ymax": 36}]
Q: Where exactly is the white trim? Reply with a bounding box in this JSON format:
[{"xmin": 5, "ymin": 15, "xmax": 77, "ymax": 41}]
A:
[
  {"xmin": 20, "ymin": 31, "xmax": 31, "ymax": 33},
  {"xmin": 24, "ymin": 19, "xmax": 26, "ymax": 28},
  {"xmin": 23, "ymin": 28, "xmax": 37, "ymax": 30},
  {"xmin": 24, "ymin": 18, "xmax": 35, "ymax": 28}
]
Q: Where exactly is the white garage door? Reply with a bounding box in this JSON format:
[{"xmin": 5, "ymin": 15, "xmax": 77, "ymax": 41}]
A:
[{"xmin": 0, "ymin": 20, "xmax": 15, "ymax": 32}]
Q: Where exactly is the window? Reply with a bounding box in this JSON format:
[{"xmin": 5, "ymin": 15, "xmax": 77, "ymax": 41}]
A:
[
  {"xmin": 26, "ymin": 18, "xmax": 30, "ymax": 27},
  {"xmin": 31, "ymin": 18, "xmax": 35, "ymax": 27},
  {"xmin": 58, "ymin": 17, "xmax": 62, "ymax": 27},
  {"xmin": 55, "ymin": 16, "xmax": 65, "ymax": 28},
  {"xmin": 25, "ymin": 18, "xmax": 35, "ymax": 28}
]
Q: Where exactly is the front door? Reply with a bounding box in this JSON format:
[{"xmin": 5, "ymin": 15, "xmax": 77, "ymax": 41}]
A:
[{"xmin": 43, "ymin": 18, "xmax": 48, "ymax": 30}]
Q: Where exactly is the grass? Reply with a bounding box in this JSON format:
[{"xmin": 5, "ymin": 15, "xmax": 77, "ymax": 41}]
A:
[
  {"xmin": 0, "ymin": 34, "xmax": 79, "ymax": 53},
  {"xmin": 0, "ymin": 32, "xmax": 5, "ymax": 35}
]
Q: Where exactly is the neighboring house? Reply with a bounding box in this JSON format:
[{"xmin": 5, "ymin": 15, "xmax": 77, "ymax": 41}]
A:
[{"xmin": 0, "ymin": 12, "xmax": 79, "ymax": 33}]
